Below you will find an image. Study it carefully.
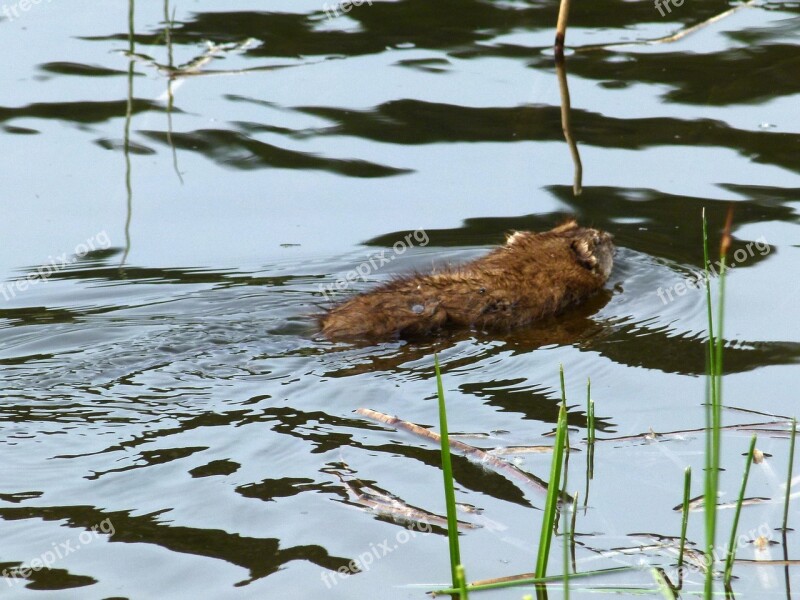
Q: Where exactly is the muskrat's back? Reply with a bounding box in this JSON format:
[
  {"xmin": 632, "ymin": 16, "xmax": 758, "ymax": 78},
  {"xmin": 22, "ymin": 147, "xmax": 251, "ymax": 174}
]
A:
[{"xmin": 319, "ymin": 220, "xmax": 614, "ymax": 341}]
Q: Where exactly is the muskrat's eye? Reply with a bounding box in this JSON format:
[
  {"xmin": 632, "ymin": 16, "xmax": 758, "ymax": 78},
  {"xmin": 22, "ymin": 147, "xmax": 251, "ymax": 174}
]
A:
[
  {"xmin": 478, "ymin": 288, "xmax": 486, "ymax": 295},
  {"xmin": 411, "ymin": 304, "xmax": 425, "ymax": 314}
]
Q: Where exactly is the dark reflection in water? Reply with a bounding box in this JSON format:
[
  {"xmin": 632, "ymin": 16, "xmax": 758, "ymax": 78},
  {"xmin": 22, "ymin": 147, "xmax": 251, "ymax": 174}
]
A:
[
  {"xmin": 365, "ymin": 190, "xmax": 795, "ymax": 266},
  {"xmin": 141, "ymin": 128, "xmax": 412, "ymax": 177},
  {"xmin": 0, "ymin": 100, "xmax": 164, "ymax": 125},
  {"xmin": 564, "ymin": 45, "xmax": 800, "ymax": 105},
  {"xmin": 0, "ymin": 505, "xmax": 353, "ymax": 586},
  {"xmin": 274, "ymin": 100, "xmax": 800, "ymax": 174}
]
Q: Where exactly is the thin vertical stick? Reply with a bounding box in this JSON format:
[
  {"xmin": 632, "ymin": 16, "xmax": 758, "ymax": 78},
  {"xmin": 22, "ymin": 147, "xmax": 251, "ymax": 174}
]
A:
[
  {"xmin": 555, "ymin": 58, "xmax": 583, "ymax": 196},
  {"xmin": 555, "ymin": 0, "xmax": 572, "ymax": 59},
  {"xmin": 121, "ymin": 0, "xmax": 136, "ymax": 269}
]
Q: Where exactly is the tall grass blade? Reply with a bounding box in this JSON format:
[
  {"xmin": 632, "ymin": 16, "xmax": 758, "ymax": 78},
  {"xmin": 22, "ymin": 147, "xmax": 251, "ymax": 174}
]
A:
[
  {"xmin": 434, "ymin": 354, "xmax": 461, "ymax": 587},
  {"xmin": 702, "ymin": 208, "xmax": 718, "ymax": 599},
  {"xmin": 703, "ymin": 207, "xmax": 731, "ymax": 597},
  {"xmin": 570, "ymin": 491, "xmax": 578, "ymax": 573},
  {"xmin": 652, "ymin": 567, "xmax": 677, "ymax": 600},
  {"xmin": 702, "ymin": 208, "xmax": 717, "ymax": 411},
  {"xmin": 678, "ymin": 466, "xmax": 691, "ymax": 579},
  {"xmin": 535, "ymin": 368, "xmax": 569, "ymax": 579},
  {"xmin": 455, "ymin": 564, "xmax": 468, "ymax": 600},
  {"xmin": 586, "ymin": 379, "xmax": 595, "ymax": 445},
  {"xmin": 781, "ymin": 418, "xmax": 797, "ymax": 598},
  {"xmin": 782, "ymin": 418, "xmax": 797, "ymax": 533},
  {"xmin": 723, "ymin": 435, "xmax": 758, "ymax": 584},
  {"xmin": 562, "ymin": 480, "xmax": 571, "ymax": 600},
  {"xmin": 585, "ymin": 380, "xmax": 595, "ymax": 510}
]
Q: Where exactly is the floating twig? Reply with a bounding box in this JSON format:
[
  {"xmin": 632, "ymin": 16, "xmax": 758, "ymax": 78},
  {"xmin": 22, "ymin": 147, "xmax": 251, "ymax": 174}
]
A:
[
  {"xmin": 332, "ymin": 470, "xmax": 478, "ymax": 530},
  {"xmin": 357, "ymin": 408, "xmax": 569, "ymax": 500},
  {"xmin": 574, "ymin": 0, "xmax": 758, "ymax": 53}
]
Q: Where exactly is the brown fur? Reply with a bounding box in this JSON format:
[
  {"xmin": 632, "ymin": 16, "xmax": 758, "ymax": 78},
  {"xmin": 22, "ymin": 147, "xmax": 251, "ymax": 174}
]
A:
[{"xmin": 319, "ymin": 220, "xmax": 614, "ymax": 341}]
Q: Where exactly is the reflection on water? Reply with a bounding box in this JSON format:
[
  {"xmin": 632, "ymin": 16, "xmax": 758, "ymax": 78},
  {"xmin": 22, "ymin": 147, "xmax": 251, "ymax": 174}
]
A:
[{"xmin": 0, "ymin": 0, "xmax": 799, "ymax": 597}]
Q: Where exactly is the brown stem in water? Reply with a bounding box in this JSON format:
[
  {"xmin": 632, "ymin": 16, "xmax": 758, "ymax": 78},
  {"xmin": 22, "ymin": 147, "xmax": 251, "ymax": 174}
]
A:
[
  {"xmin": 555, "ymin": 57, "xmax": 583, "ymax": 196},
  {"xmin": 554, "ymin": 0, "xmax": 571, "ymax": 59}
]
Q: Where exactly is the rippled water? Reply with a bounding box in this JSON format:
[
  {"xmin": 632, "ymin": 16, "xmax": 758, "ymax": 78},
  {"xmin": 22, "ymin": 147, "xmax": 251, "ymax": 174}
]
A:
[{"xmin": 1, "ymin": 1, "xmax": 799, "ymax": 598}]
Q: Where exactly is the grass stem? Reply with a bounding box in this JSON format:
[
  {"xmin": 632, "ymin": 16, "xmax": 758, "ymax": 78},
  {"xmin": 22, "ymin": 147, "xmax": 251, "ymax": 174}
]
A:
[
  {"xmin": 702, "ymin": 207, "xmax": 731, "ymax": 597},
  {"xmin": 678, "ymin": 466, "xmax": 691, "ymax": 578},
  {"xmin": 723, "ymin": 435, "xmax": 758, "ymax": 584},
  {"xmin": 782, "ymin": 418, "xmax": 797, "ymax": 533},
  {"xmin": 434, "ymin": 354, "xmax": 461, "ymax": 587},
  {"xmin": 535, "ymin": 368, "xmax": 569, "ymax": 579},
  {"xmin": 455, "ymin": 564, "xmax": 468, "ymax": 600}
]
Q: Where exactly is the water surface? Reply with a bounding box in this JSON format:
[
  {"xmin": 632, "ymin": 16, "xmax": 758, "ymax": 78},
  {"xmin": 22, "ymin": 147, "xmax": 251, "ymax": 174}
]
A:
[{"xmin": 1, "ymin": 1, "xmax": 799, "ymax": 598}]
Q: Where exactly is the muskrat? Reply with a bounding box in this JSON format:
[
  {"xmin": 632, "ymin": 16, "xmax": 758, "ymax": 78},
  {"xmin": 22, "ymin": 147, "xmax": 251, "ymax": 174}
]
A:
[{"xmin": 319, "ymin": 220, "xmax": 614, "ymax": 341}]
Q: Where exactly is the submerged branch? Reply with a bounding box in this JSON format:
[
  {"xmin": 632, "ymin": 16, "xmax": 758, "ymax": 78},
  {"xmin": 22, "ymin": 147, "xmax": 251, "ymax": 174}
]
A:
[{"xmin": 357, "ymin": 408, "xmax": 571, "ymax": 501}]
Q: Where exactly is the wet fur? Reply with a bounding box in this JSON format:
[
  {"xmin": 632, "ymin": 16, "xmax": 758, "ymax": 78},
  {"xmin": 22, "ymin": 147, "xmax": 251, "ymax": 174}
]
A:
[{"xmin": 319, "ymin": 220, "xmax": 614, "ymax": 341}]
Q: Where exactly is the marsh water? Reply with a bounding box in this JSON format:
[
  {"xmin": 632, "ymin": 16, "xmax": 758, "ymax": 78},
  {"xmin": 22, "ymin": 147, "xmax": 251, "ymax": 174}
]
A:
[{"xmin": 1, "ymin": 1, "xmax": 799, "ymax": 598}]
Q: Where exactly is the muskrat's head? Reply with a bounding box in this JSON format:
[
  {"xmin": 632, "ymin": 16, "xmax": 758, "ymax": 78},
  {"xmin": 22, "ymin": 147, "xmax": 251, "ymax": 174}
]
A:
[
  {"xmin": 532, "ymin": 219, "xmax": 614, "ymax": 281},
  {"xmin": 569, "ymin": 226, "xmax": 615, "ymax": 281}
]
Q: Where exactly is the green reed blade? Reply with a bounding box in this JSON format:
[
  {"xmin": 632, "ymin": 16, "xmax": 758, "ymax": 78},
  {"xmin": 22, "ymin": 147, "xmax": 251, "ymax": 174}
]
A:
[
  {"xmin": 702, "ymin": 208, "xmax": 716, "ymax": 599},
  {"xmin": 570, "ymin": 491, "xmax": 578, "ymax": 573},
  {"xmin": 434, "ymin": 354, "xmax": 461, "ymax": 587},
  {"xmin": 782, "ymin": 418, "xmax": 797, "ymax": 533},
  {"xmin": 723, "ymin": 435, "xmax": 758, "ymax": 584},
  {"xmin": 587, "ymin": 379, "xmax": 595, "ymax": 486},
  {"xmin": 455, "ymin": 564, "xmax": 468, "ymax": 600},
  {"xmin": 652, "ymin": 567, "xmax": 677, "ymax": 600},
  {"xmin": 702, "ymin": 208, "xmax": 717, "ymax": 404},
  {"xmin": 536, "ymin": 367, "xmax": 569, "ymax": 579},
  {"xmin": 562, "ymin": 480, "xmax": 570, "ymax": 600},
  {"xmin": 678, "ymin": 466, "xmax": 691, "ymax": 574},
  {"xmin": 702, "ymin": 208, "xmax": 728, "ymax": 599}
]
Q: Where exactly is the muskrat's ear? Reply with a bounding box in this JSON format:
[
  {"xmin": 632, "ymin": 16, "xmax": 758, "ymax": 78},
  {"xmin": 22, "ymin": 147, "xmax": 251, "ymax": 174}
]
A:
[
  {"xmin": 571, "ymin": 239, "xmax": 598, "ymax": 270},
  {"xmin": 505, "ymin": 231, "xmax": 525, "ymax": 246}
]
